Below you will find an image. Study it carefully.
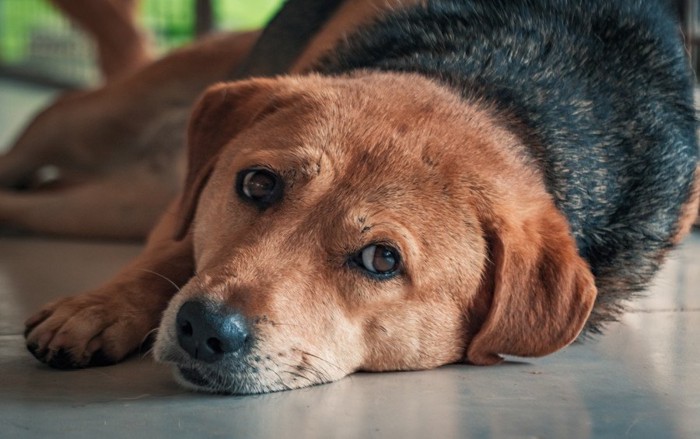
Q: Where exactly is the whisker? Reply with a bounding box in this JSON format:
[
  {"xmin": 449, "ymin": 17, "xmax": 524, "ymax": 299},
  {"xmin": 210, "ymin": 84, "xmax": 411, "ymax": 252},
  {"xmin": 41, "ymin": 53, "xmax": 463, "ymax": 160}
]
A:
[
  {"xmin": 135, "ymin": 268, "xmax": 181, "ymax": 292},
  {"xmin": 299, "ymin": 349, "xmax": 346, "ymax": 373},
  {"xmin": 142, "ymin": 327, "xmax": 159, "ymax": 344},
  {"xmin": 278, "ymin": 361, "xmax": 317, "ymax": 383},
  {"xmin": 141, "ymin": 347, "xmax": 154, "ymax": 359},
  {"xmin": 293, "ymin": 355, "xmax": 330, "ymax": 383},
  {"xmin": 253, "ymin": 318, "xmax": 303, "ymax": 328},
  {"xmin": 267, "ymin": 367, "xmax": 292, "ymax": 391},
  {"xmin": 269, "ymin": 322, "xmax": 303, "ymax": 328},
  {"xmin": 284, "ymin": 369, "xmax": 315, "ymax": 385},
  {"xmin": 139, "ymin": 327, "xmax": 160, "ymax": 358},
  {"xmin": 301, "ymin": 364, "xmax": 322, "ymax": 382},
  {"xmin": 307, "ymin": 364, "xmax": 330, "ymax": 383},
  {"xmin": 213, "ymin": 369, "xmax": 231, "ymax": 392}
]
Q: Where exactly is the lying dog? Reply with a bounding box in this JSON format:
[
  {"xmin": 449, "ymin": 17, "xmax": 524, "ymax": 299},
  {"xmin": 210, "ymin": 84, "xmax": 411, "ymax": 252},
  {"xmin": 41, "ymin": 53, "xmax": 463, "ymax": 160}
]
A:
[{"xmin": 18, "ymin": 0, "xmax": 700, "ymax": 394}]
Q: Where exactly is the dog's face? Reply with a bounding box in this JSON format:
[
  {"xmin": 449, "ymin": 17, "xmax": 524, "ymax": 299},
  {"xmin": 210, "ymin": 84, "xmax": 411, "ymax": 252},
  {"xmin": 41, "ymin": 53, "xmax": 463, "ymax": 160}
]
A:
[{"xmin": 153, "ymin": 73, "xmax": 597, "ymax": 394}]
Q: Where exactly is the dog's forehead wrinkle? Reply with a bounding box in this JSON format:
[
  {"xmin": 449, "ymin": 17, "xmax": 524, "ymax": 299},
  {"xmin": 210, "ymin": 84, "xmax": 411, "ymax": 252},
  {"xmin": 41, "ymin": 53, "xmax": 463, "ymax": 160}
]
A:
[
  {"xmin": 294, "ymin": 87, "xmax": 475, "ymax": 185},
  {"xmin": 287, "ymin": 146, "xmax": 330, "ymax": 179}
]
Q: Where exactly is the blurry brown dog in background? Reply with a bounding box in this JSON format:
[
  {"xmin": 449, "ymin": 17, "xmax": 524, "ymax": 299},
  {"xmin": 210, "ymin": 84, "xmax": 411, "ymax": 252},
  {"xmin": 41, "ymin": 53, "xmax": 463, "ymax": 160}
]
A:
[{"xmin": 0, "ymin": 0, "xmax": 262, "ymax": 238}]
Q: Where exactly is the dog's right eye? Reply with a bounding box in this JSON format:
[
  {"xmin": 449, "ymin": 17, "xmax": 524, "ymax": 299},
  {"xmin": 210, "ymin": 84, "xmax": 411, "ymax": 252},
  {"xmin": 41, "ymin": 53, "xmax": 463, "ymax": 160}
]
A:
[
  {"xmin": 351, "ymin": 244, "xmax": 401, "ymax": 279},
  {"xmin": 236, "ymin": 168, "xmax": 283, "ymax": 208}
]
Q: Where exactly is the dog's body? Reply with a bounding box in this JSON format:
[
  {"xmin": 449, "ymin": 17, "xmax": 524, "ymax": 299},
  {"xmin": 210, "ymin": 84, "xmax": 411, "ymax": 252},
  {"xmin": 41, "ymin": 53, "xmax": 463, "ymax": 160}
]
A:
[
  {"xmin": 13, "ymin": 0, "xmax": 700, "ymax": 394},
  {"xmin": 315, "ymin": 0, "xmax": 700, "ymax": 331}
]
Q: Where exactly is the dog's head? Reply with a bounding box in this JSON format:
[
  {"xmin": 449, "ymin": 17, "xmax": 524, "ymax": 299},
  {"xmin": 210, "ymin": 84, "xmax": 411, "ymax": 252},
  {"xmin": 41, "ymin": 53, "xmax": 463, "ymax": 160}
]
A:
[{"xmin": 153, "ymin": 73, "xmax": 596, "ymax": 394}]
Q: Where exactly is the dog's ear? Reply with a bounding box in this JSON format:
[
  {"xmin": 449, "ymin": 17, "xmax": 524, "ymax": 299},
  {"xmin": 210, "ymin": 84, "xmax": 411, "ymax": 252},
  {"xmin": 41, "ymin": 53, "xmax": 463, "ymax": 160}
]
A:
[
  {"xmin": 174, "ymin": 79, "xmax": 287, "ymax": 240},
  {"xmin": 466, "ymin": 202, "xmax": 597, "ymax": 365}
]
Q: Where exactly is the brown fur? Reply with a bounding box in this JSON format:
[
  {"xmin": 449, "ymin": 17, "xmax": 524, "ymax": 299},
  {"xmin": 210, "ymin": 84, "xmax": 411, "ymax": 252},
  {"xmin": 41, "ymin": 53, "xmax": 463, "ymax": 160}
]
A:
[
  {"xmin": 168, "ymin": 74, "xmax": 596, "ymax": 385},
  {"xmin": 674, "ymin": 166, "xmax": 700, "ymax": 243},
  {"xmin": 18, "ymin": 0, "xmax": 686, "ymax": 394},
  {"xmin": 25, "ymin": 73, "xmax": 596, "ymax": 392}
]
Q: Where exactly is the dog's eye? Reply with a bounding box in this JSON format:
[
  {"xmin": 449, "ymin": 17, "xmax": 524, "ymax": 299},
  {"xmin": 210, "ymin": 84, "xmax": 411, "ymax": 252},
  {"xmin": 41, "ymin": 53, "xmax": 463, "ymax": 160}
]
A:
[
  {"xmin": 236, "ymin": 168, "xmax": 282, "ymax": 207},
  {"xmin": 353, "ymin": 244, "xmax": 401, "ymax": 278}
]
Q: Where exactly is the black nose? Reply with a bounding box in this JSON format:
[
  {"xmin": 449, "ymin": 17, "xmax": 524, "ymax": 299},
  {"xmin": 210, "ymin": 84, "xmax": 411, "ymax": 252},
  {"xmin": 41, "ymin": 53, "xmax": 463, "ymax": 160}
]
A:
[{"xmin": 175, "ymin": 300, "xmax": 250, "ymax": 363}]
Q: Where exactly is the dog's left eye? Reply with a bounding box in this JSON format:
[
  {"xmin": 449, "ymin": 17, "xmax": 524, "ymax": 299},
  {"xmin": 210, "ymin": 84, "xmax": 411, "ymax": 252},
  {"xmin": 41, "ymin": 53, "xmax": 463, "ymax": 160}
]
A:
[
  {"xmin": 236, "ymin": 168, "xmax": 282, "ymax": 207},
  {"xmin": 352, "ymin": 244, "xmax": 401, "ymax": 279}
]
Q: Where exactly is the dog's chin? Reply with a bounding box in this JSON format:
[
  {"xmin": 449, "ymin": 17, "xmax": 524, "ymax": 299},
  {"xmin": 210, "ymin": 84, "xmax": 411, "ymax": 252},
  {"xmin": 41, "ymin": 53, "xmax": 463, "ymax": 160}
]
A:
[
  {"xmin": 154, "ymin": 337, "xmax": 338, "ymax": 394},
  {"xmin": 173, "ymin": 366, "xmax": 218, "ymax": 392},
  {"xmin": 165, "ymin": 357, "xmax": 330, "ymax": 395},
  {"xmin": 171, "ymin": 365, "xmax": 264, "ymax": 394},
  {"xmin": 153, "ymin": 342, "xmax": 261, "ymax": 394}
]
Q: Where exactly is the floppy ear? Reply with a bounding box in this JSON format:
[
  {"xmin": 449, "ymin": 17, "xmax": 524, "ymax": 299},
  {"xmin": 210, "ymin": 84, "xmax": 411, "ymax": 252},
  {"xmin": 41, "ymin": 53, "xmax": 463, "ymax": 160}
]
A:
[
  {"xmin": 466, "ymin": 202, "xmax": 597, "ymax": 365},
  {"xmin": 174, "ymin": 79, "xmax": 286, "ymax": 240}
]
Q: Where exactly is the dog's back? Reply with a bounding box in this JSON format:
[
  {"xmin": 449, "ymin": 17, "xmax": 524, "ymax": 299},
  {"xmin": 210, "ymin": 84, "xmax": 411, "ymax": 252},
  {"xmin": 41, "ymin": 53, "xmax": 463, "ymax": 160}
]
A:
[{"xmin": 318, "ymin": 0, "xmax": 699, "ymax": 330}]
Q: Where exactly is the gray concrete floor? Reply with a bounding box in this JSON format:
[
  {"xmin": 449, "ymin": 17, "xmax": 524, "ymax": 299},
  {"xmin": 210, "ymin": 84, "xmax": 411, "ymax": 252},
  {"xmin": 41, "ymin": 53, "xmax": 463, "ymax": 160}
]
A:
[{"xmin": 1, "ymin": 78, "xmax": 699, "ymax": 438}]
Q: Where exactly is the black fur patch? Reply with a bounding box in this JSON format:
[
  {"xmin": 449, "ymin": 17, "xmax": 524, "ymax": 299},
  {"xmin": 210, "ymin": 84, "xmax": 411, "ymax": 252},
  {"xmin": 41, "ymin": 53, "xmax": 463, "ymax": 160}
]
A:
[
  {"xmin": 231, "ymin": 0, "xmax": 345, "ymax": 78},
  {"xmin": 316, "ymin": 0, "xmax": 699, "ymax": 331}
]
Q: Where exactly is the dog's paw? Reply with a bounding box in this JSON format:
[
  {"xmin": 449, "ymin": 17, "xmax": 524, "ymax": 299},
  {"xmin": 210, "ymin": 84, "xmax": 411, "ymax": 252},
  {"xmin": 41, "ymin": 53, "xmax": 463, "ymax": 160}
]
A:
[{"xmin": 24, "ymin": 291, "xmax": 157, "ymax": 369}]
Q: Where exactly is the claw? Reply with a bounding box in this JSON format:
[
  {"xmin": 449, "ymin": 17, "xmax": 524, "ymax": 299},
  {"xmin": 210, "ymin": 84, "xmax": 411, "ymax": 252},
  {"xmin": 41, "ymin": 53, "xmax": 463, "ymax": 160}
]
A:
[
  {"xmin": 89, "ymin": 349, "xmax": 117, "ymax": 367},
  {"xmin": 26, "ymin": 342, "xmax": 44, "ymax": 361},
  {"xmin": 46, "ymin": 348, "xmax": 81, "ymax": 370}
]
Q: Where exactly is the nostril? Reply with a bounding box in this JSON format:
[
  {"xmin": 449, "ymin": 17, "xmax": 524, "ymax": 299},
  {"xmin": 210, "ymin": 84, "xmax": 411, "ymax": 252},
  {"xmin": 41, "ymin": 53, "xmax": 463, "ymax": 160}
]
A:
[
  {"xmin": 175, "ymin": 299, "xmax": 252, "ymax": 363},
  {"xmin": 206, "ymin": 337, "xmax": 223, "ymax": 354},
  {"xmin": 180, "ymin": 320, "xmax": 193, "ymax": 337}
]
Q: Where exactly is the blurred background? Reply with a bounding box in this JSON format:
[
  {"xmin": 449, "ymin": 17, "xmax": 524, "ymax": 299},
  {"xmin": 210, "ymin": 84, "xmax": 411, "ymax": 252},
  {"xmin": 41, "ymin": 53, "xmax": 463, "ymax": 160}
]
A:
[
  {"xmin": 0, "ymin": 0, "xmax": 697, "ymax": 88},
  {"xmin": 680, "ymin": 0, "xmax": 700, "ymax": 78},
  {"xmin": 0, "ymin": 0, "xmax": 284, "ymax": 86}
]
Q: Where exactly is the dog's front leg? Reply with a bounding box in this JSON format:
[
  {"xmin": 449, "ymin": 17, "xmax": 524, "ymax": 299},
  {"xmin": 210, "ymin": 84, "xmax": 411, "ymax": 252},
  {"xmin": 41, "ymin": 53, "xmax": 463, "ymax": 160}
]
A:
[{"xmin": 24, "ymin": 200, "xmax": 192, "ymax": 368}]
